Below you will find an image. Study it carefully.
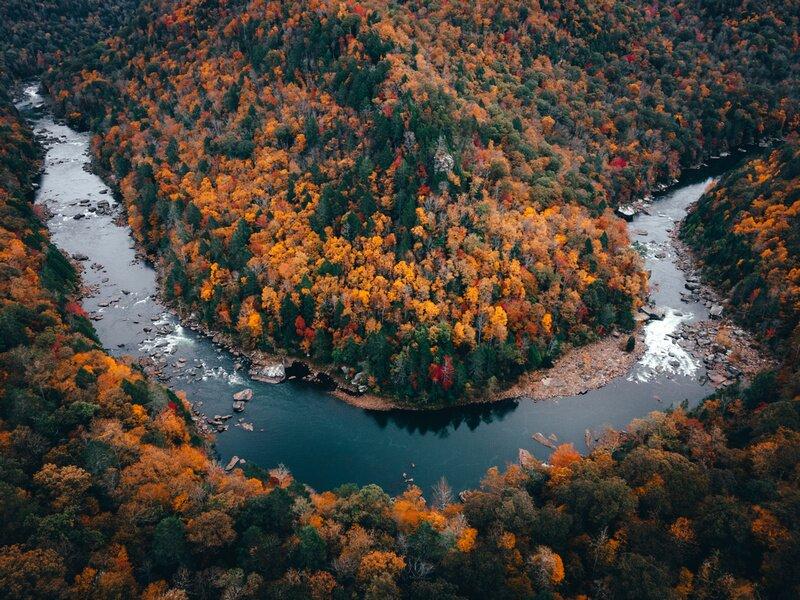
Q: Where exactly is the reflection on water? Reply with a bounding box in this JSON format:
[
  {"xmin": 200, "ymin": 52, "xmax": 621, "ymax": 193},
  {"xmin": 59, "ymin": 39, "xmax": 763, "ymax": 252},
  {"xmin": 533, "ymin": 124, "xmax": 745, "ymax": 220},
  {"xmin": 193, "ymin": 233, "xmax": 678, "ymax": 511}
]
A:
[
  {"xmin": 367, "ymin": 400, "xmax": 519, "ymax": 436},
  {"xmin": 19, "ymin": 81, "xmax": 754, "ymax": 494}
]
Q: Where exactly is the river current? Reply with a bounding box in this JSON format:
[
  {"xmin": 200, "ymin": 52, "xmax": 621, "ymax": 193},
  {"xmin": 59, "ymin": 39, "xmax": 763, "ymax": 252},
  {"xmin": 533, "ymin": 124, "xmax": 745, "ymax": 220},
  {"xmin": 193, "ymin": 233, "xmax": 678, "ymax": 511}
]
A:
[{"xmin": 17, "ymin": 83, "xmax": 748, "ymax": 494}]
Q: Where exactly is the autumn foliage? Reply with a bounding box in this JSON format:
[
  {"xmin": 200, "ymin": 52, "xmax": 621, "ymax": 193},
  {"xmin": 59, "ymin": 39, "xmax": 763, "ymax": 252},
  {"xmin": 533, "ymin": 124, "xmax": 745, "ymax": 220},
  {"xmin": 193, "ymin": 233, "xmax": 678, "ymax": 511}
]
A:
[
  {"xmin": 0, "ymin": 2, "xmax": 799, "ymax": 598},
  {"xmin": 44, "ymin": 0, "xmax": 799, "ymax": 403}
]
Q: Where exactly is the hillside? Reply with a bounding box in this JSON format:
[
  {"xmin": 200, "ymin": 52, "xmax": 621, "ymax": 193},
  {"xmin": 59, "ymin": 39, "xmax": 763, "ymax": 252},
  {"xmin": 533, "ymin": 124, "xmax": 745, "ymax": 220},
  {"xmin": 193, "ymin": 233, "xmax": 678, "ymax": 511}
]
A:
[
  {"xmin": 682, "ymin": 139, "xmax": 800, "ymax": 363},
  {"xmin": 43, "ymin": 0, "xmax": 800, "ymax": 404},
  {"xmin": 0, "ymin": 0, "xmax": 140, "ymax": 86}
]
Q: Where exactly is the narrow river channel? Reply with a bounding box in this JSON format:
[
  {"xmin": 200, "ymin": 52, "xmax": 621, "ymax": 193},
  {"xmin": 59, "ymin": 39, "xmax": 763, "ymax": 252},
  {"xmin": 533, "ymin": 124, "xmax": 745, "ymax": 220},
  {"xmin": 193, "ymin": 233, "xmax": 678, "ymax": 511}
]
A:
[{"xmin": 17, "ymin": 83, "xmax": 748, "ymax": 495}]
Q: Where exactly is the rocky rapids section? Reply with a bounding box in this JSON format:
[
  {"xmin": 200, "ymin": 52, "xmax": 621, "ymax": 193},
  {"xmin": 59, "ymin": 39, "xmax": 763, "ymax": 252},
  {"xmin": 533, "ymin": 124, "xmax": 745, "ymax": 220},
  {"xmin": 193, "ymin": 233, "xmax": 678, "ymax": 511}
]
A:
[{"xmin": 668, "ymin": 224, "xmax": 778, "ymax": 387}]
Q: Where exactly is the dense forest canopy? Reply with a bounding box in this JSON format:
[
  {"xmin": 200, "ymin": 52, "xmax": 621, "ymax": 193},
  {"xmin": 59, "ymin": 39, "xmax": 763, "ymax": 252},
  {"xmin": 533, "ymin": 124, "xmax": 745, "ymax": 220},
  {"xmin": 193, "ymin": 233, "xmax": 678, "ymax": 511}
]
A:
[
  {"xmin": 43, "ymin": 0, "xmax": 800, "ymax": 404},
  {"xmin": 0, "ymin": 0, "xmax": 140, "ymax": 86}
]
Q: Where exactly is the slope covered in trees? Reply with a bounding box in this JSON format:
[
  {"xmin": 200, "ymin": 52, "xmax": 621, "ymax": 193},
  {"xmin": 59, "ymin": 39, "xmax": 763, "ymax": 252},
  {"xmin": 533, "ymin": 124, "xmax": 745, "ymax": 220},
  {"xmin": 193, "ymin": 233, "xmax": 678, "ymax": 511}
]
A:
[
  {"xmin": 1, "ymin": 82, "xmax": 799, "ymax": 599},
  {"xmin": 42, "ymin": 0, "xmax": 800, "ymax": 404},
  {"xmin": 682, "ymin": 139, "xmax": 800, "ymax": 362},
  {"xmin": 0, "ymin": 0, "xmax": 141, "ymax": 87}
]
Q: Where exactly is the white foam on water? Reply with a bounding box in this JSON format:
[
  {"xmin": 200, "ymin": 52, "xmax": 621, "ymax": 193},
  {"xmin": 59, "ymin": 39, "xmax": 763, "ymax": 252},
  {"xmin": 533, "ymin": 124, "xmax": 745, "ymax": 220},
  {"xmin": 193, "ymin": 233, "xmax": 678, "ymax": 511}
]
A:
[
  {"xmin": 631, "ymin": 308, "xmax": 699, "ymax": 382},
  {"xmin": 201, "ymin": 365, "xmax": 231, "ymax": 381},
  {"xmin": 227, "ymin": 371, "xmax": 246, "ymax": 385},
  {"xmin": 139, "ymin": 323, "xmax": 193, "ymax": 354}
]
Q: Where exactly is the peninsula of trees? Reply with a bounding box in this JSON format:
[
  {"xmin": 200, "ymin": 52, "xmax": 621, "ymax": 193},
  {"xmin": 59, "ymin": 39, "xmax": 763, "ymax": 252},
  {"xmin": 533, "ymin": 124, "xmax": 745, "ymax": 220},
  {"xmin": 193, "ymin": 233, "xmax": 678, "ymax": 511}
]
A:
[{"xmin": 42, "ymin": 0, "xmax": 799, "ymax": 404}]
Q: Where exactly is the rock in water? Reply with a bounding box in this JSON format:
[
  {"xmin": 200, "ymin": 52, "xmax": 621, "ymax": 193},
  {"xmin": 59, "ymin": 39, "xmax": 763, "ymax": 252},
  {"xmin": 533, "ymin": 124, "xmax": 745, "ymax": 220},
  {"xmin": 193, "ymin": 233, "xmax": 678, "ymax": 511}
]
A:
[
  {"xmin": 518, "ymin": 448, "xmax": 539, "ymax": 469},
  {"xmin": 616, "ymin": 204, "xmax": 636, "ymax": 221},
  {"xmin": 224, "ymin": 456, "xmax": 240, "ymax": 471},
  {"xmin": 250, "ymin": 362, "xmax": 286, "ymax": 384},
  {"xmin": 532, "ymin": 432, "xmax": 557, "ymax": 449},
  {"xmin": 232, "ymin": 400, "xmax": 246, "ymax": 412},
  {"xmin": 233, "ymin": 388, "xmax": 253, "ymax": 401}
]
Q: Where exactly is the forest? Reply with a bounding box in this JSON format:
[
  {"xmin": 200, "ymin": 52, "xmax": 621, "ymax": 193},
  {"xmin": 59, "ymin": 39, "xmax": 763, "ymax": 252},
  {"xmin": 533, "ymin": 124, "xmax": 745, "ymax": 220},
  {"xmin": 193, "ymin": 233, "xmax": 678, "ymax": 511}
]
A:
[
  {"xmin": 0, "ymin": 0, "xmax": 799, "ymax": 598},
  {"xmin": 1, "ymin": 92, "xmax": 799, "ymax": 596},
  {"xmin": 37, "ymin": 0, "xmax": 799, "ymax": 404},
  {"xmin": 0, "ymin": 0, "xmax": 139, "ymax": 86}
]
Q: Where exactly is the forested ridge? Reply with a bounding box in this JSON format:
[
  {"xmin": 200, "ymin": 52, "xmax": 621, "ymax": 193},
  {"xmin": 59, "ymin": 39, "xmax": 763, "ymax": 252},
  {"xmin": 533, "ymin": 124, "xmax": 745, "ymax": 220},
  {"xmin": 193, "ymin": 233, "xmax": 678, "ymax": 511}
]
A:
[
  {"xmin": 0, "ymin": 0, "xmax": 140, "ymax": 86},
  {"xmin": 41, "ymin": 0, "xmax": 800, "ymax": 404},
  {"xmin": 0, "ymin": 1, "xmax": 799, "ymax": 598},
  {"xmin": 682, "ymin": 138, "xmax": 800, "ymax": 356}
]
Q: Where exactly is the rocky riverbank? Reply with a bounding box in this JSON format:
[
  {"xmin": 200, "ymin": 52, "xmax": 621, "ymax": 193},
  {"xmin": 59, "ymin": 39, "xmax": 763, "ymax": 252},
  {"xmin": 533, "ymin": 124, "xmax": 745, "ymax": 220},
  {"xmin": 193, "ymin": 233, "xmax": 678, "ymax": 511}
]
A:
[
  {"xmin": 167, "ymin": 304, "xmax": 654, "ymax": 412},
  {"xmin": 494, "ymin": 329, "xmax": 647, "ymax": 403},
  {"xmin": 669, "ymin": 224, "xmax": 778, "ymax": 387}
]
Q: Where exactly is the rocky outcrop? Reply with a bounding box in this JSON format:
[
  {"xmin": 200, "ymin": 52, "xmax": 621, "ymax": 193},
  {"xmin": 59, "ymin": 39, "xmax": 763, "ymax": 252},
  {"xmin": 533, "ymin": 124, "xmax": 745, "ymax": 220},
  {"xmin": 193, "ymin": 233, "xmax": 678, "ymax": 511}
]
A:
[
  {"xmin": 532, "ymin": 432, "xmax": 558, "ymax": 449},
  {"xmin": 249, "ymin": 359, "xmax": 286, "ymax": 384},
  {"xmin": 233, "ymin": 388, "xmax": 253, "ymax": 401}
]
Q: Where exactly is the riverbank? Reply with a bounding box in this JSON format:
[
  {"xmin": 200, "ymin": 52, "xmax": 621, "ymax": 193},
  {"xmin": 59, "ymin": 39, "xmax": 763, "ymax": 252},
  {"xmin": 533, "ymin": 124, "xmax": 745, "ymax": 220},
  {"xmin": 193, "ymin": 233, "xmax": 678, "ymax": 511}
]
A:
[
  {"xmin": 494, "ymin": 330, "xmax": 646, "ymax": 402},
  {"xmin": 669, "ymin": 223, "xmax": 779, "ymax": 385},
  {"xmin": 164, "ymin": 295, "xmax": 652, "ymax": 411}
]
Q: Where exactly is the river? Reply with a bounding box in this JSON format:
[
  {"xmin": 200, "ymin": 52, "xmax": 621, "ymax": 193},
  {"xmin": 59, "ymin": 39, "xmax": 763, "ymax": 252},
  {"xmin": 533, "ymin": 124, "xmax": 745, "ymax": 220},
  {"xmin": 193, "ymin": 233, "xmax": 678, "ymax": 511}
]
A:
[{"xmin": 17, "ymin": 83, "xmax": 749, "ymax": 495}]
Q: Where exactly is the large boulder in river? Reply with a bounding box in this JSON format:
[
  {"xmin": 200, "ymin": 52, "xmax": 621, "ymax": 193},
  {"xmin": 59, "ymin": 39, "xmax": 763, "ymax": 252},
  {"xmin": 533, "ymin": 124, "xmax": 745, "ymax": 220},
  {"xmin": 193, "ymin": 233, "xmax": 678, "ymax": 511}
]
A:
[
  {"xmin": 233, "ymin": 388, "xmax": 253, "ymax": 401},
  {"xmin": 616, "ymin": 204, "xmax": 636, "ymax": 221},
  {"xmin": 232, "ymin": 400, "xmax": 246, "ymax": 412},
  {"xmin": 532, "ymin": 432, "xmax": 557, "ymax": 449},
  {"xmin": 250, "ymin": 362, "xmax": 286, "ymax": 384},
  {"xmin": 640, "ymin": 305, "xmax": 666, "ymax": 321}
]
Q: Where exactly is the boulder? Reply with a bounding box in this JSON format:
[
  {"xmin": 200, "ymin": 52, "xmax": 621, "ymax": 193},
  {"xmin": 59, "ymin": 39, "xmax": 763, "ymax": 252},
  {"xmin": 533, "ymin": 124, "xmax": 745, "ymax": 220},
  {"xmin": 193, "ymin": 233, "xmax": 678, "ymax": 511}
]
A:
[
  {"xmin": 518, "ymin": 448, "xmax": 539, "ymax": 469},
  {"xmin": 709, "ymin": 305, "xmax": 723, "ymax": 318},
  {"xmin": 233, "ymin": 388, "xmax": 253, "ymax": 401},
  {"xmin": 641, "ymin": 305, "xmax": 666, "ymax": 321},
  {"xmin": 232, "ymin": 400, "xmax": 246, "ymax": 412},
  {"xmin": 616, "ymin": 204, "xmax": 636, "ymax": 221},
  {"xmin": 532, "ymin": 432, "xmax": 557, "ymax": 449},
  {"xmin": 250, "ymin": 362, "xmax": 286, "ymax": 384},
  {"xmin": 708, "ymin": 372, "xmax": 728, "ymax": 386}
]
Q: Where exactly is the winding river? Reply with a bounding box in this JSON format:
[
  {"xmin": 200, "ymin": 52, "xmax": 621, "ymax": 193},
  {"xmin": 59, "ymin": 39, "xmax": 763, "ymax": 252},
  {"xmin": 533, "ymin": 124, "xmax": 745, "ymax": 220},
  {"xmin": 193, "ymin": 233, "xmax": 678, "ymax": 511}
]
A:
[{"xmin": 17, "ymin": 83, "xmax": 748, "ymax": 495}]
